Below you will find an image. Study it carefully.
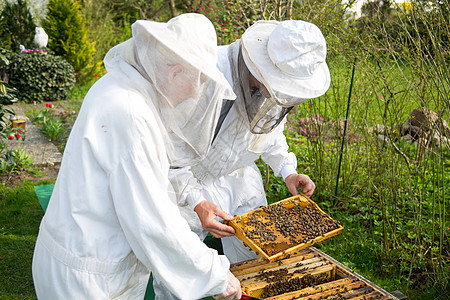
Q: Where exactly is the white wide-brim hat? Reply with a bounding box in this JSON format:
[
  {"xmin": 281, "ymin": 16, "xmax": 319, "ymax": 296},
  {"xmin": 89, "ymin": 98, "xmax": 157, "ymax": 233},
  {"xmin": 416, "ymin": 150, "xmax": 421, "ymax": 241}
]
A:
[
  {"xmin": 133, "ymin": 13, "xmax": 235, "ymax": 99},
  {"xmin": 241, "ymin": 20, "xmax": 331, "ymax": 100}
]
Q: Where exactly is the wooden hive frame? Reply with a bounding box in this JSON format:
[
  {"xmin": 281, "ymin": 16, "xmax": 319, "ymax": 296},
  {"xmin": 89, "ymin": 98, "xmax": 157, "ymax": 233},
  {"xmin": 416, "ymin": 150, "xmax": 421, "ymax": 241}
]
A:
[
  {"xmin": 226, "ymin": 194, "xmax": 344, "ymax": 262},
  {"xmin": 230, "ymin": 247, "xmax": 398, "ymax": 300}
]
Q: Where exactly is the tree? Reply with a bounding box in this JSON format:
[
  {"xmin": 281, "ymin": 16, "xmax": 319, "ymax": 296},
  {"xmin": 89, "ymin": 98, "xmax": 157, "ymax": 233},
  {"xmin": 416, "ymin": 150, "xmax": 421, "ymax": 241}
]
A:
[
  {"xmin": 42, "ymin": 0, "xmax": 98, "ymax": 83},
  {"xmin": 0, "ymin": 0, "xmax": 36, "ymax": 51}
]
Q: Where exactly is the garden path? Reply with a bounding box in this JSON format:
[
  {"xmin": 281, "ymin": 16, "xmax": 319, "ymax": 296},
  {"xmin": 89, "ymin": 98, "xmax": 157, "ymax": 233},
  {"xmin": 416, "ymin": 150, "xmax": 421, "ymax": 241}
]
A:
[{"xmin": 5, "ymin": 103, "xmax": 62, "ymax": 165}]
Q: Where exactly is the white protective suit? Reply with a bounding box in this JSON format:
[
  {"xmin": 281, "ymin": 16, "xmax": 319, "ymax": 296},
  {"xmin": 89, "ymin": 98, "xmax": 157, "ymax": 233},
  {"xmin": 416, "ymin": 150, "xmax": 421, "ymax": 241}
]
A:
[
  {"xmin": 32, "ymin": 16, "xmax": 235, "ymax": 300},
  {"xmin": 171, "ymin": 41, "xmax": 298, "ymax": 264}
]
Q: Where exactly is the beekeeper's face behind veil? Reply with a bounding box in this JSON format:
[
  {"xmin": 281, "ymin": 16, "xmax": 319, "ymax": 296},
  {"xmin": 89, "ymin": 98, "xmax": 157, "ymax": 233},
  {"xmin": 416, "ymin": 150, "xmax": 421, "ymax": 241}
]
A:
[
  {"xmin": 105, "ymin": 14, "xmax": 235, "ymax": 167},
  {"xmin": 237, "ymin": 20, "xmax": 331, "ymax": 134}
]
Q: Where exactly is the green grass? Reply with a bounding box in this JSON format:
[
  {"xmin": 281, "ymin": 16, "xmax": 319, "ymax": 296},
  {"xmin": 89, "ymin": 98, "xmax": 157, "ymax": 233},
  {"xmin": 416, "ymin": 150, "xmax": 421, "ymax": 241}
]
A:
[{"xmin": 0, "ymin": 180, "xmax": 52, "ymax": 299}]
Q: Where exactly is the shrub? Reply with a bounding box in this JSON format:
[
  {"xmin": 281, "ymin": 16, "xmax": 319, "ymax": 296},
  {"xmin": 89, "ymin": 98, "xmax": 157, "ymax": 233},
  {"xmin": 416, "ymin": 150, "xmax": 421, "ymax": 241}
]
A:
[
  {"xmin": 0, "ymin": 48, "xmax": 19, "ymax": 106},
  {"xmin": 42, "ymin": 0, "xmax": 98, "ymax": 84},
  {"xmin": 0, "ymin": 49, "xmax": 19, "ymax": 173},
  {"xmin": 0, "ymin": 0, "xmax": 36, "ymax": 51},
  {"xmin": 80, "ymin": 1, "xmax": 132, "ymax": 77},
  {"xmin": 7, "ymin": 50, "xmax": 76, "ymax": 103},
  {"xmin": 186, "ymin": 1, "xmax": 249, "ymax": 45},
  {"xmin": 0, "ymin": 15, "xmax": 11, "ymax": 49}
]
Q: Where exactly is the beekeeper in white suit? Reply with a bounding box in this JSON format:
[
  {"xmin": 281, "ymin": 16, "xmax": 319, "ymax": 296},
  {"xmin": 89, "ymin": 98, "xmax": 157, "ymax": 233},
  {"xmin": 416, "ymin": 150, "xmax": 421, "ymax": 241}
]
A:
[
  {"xmin": 169, "ymin": 19, "xmax": 331, "ymax": 267},
  {"xmin": 32, "ymin": 14, "xmax": 243, "ymax": 300}
]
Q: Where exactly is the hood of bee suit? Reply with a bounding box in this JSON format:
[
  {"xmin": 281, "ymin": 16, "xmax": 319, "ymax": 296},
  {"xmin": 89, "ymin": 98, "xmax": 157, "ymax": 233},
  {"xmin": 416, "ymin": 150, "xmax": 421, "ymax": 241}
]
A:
[{"xmin": 105, "ymin": 14, "xmax": 237, "ymax": 167}]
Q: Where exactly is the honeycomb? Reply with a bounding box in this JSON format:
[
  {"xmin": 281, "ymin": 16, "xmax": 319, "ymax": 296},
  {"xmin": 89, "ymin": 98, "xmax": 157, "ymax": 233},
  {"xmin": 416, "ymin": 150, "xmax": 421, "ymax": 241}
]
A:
[
  {"xmin": 230, "ymin": 247, "xmax": 394, "ymax": 300},
  {"xmin": 227, "ymin": 194, "xmax": 343, "ymax": 261}
]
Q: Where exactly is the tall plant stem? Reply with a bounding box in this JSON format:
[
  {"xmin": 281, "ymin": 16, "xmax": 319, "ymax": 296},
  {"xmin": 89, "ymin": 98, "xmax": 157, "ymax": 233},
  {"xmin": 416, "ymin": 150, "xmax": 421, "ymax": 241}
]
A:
[{"xmin": 334, "ymin": 58, "xmax": 356, "ymax": 205}]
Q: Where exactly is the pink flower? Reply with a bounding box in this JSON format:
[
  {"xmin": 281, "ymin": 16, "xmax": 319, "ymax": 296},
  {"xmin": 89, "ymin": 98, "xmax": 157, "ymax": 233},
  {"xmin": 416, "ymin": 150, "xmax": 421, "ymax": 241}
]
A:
[
  {"xmin": 312, "ymin": 114, "xmax": 324, "ymax": 122},
  {"xmin": 208, "ymin": 4, "xmax": 212, "ymax": 7},
  {"xmin": 299, "ymin": 129, "xmax": 307, "ymax": 136},
  {"xmin": 8, "ymin": 135, "xmax": 14, "ymax": 140}
]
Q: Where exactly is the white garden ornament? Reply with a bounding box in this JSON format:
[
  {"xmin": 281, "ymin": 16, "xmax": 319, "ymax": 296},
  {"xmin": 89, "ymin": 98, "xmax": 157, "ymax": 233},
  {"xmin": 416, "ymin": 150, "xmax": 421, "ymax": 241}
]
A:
[{"xmin": 34, "ymin": 27, "xmax": 48, "ymax": 48}]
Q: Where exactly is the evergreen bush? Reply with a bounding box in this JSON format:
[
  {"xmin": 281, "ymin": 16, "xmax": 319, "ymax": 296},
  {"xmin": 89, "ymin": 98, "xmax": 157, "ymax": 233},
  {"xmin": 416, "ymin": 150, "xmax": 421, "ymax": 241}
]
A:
[
  {"xmin": 7, "ymin": 50, "xmax": 75, "ymax": 103},
  {"xmin": 42, "ymin": 0, "xmax": 98, "ymax": 84},
  {"xmin": 0, "ymin": 16, "xmax": 12, "ymax": 49},
  {"xmin": 0, "ymin": 0, "xmax": 36, "ymax": 51}
]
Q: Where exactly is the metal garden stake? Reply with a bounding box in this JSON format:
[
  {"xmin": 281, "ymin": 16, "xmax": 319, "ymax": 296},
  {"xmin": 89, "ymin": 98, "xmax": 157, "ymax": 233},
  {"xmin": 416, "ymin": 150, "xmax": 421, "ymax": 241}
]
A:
[{"xmin": 333, "ymin": 58, "xmax": 357, "ymax": 206}]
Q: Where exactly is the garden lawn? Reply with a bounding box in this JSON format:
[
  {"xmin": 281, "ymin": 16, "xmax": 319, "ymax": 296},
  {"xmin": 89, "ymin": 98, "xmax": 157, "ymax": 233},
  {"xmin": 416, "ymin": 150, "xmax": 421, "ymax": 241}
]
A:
[{"xmin": 0, "ymin": 179, "xmax": 50, "ymax": 300}]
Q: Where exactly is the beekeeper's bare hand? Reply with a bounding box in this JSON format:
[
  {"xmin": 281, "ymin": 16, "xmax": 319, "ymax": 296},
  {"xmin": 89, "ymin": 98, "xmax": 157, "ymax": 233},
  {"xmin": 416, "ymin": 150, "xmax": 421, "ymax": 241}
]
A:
[
  {"xmin": 213, "ymin": 271, "xmax": 242, "ymax": 300},
  {"xmin": 194, "ymin": 200, "xmax": 235, "ymax": 238},
  {"xmin": 285, "ymin": 174, "xmax": 316, "ymax": 197}
]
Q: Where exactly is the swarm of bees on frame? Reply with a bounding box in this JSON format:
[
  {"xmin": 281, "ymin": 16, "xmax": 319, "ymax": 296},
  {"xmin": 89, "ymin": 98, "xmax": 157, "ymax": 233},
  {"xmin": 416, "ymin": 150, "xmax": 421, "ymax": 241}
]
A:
[
  {"xmin": 259, "ymin": 273, "xmax": 330, "ymax": 297},
  {"xmin": 235, "ymin": 199, "xmax": 341, "ymax": 256}
]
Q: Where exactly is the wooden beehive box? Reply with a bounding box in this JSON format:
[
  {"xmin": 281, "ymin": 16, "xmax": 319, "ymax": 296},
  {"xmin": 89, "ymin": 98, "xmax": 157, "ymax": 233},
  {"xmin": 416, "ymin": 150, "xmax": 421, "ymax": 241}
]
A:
[
  {"xmin": 226, "ymin": 194, "xmax": 343, "ymax": 262},
  {"xmin": 231, "ymin": 247, "xmax": 396, "ymax": 299}
]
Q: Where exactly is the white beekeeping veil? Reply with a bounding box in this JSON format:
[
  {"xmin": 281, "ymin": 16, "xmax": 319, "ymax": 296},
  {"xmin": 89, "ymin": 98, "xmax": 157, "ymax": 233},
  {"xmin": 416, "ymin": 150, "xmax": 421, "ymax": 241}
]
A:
[
  {"xmin": 240, "ymin": 20, "xmax": 331, "ymax": 134},
  {"xmin": 105, "ymin": 14, "xmax": 236, "ymax": 167}
]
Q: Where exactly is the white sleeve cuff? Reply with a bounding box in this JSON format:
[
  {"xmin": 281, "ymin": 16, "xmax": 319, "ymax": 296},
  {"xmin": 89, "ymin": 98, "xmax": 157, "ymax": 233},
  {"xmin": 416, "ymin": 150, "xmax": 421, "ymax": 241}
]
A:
[
  {"xmin": 280, "ymin": 165, "xmax": 297, "ymax": 181},
  {"xmin": 186, "ymin": 188, "xmax": 203, "ymax": 210}
]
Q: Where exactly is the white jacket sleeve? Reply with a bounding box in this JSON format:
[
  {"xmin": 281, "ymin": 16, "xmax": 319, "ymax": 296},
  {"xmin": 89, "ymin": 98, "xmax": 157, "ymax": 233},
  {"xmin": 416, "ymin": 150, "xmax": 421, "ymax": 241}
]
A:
[
  {"xmin": 169, "ymin": 167, "xmax": 204, "ymax": 210},
  {"xmin": 109, "ymin": 138, "xmax": 229, "ymax": 299},
  {"xmin": 260, "ymin": 118, "xmax": 298, "ymax": 181}
]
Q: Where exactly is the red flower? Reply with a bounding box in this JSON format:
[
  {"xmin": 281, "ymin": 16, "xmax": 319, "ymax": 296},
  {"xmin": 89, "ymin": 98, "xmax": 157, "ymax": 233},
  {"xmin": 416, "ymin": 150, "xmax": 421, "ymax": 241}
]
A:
[
  {"xmin": 46, "ymin": 103, "xmax": 53, "ymax": 108},
  {"xmin": 17, "ymin": 129, "xmax": 24, "ymax": 134},
  {"xmin": 94, "ymin": 73, "xmax": 98, "ymax": 77},
  {"xmin": 8, "ymin": 135, "xmax": 14, "ymax": 140},
  {"xmin": 308, "ymin": 105, "xmax": 310, "ymax": 109},
  {"xmin": 16, "ymin": 133, "xmax": 22, "ymax": 139}
]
